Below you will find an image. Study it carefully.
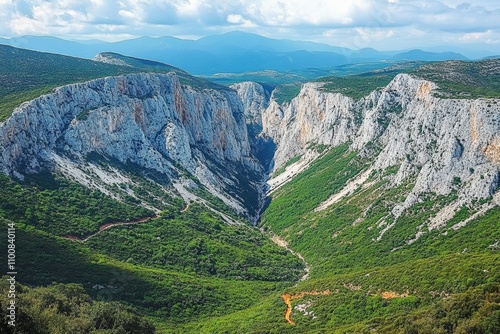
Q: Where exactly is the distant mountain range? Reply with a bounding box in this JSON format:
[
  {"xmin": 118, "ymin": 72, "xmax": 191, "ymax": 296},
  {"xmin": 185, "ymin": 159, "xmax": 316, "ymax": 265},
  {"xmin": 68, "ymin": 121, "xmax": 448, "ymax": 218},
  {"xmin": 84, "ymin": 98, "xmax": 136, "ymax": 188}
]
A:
[{"xmin": 0, "ymin": 31, "xmax": 476, "ymax": 75}]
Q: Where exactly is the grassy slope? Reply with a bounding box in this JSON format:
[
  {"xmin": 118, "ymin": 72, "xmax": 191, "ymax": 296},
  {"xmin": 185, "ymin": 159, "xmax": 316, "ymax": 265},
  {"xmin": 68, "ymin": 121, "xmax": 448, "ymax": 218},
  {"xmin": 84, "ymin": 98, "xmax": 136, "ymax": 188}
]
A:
[
  {"xmin": 316, "ymin": 71, "xmax": 400, "ymax": 99},
  {"xmin": 0, "ymin": 217, "xmax": 287, "ymax": 318},
  {"xmin": 0, "ymin": 207, "xmax": 302, "ymax": 329},
  {"xmin": 86, "ymin": 204, "xmax": 303, "ymax": 282},
  {"xmin": 272, "ymin": 82, "xmax": 303, "ymax": 104},
  {"xmin": 315, "ymin": 62, "xmax": 423, "ymax": 99},
  {"xmin": 411, "ymin": 58, "xmax": 500, "ymax": 98},
  {"xmin": 187, "ymin": 145, "xmax": 500, "ymax": 333},
  {"xmin": 0, "ymin": 45, "xmax": 225, "ymax": 122},
  {"xmin": 0, "ymin": 172, "xmax": 155, "ymax": 237},
  {"xmin": 0, "ymin": 167, "xmax": 303, "ymax": 330}
]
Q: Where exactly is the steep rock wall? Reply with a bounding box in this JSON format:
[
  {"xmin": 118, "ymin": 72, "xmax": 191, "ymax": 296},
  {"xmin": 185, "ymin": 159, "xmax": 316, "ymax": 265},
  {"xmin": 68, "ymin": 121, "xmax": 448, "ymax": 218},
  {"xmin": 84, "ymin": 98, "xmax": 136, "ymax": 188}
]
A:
[
  {"xmin": 230, "ymin": 81, "xmax": 269, "ymax": 127},
  {"xmin": 0, "ymin": 72, "xmax": 262, "ymax": 219},
  {"xmin": 248, "ymin": 74, "xmax": 500, "ymax": 211}
]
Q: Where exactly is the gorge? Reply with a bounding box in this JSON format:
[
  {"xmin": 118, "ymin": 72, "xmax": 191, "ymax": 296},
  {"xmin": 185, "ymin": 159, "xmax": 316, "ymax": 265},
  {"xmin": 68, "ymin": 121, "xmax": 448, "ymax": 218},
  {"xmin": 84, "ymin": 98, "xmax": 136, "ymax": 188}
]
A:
[{"xmin": 1, "ymin": 49, "xmax": 499, "ymax": 333}]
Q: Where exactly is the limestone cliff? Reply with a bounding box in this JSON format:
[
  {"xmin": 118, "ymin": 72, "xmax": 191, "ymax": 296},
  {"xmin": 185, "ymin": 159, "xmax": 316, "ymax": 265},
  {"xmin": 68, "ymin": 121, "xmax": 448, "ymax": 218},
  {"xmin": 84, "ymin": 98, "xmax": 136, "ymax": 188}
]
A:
[
  {"xmin": 259, "ymin": 73, "xmax": 499, "ymax": 199},
  {"xmin": 231, "ymin": 81, "xmax": 275, "ymax": 173},
  {"xmin": 1, "ymin": 69, "xmax": 499, "ymax": 230},
  {"xmin": 240, "ymin": 73, "xmax": 499, "ymax": 237},
  {"xmin": 230, "ymin": 81, "xmax": 270, "ymax": 127},
  {"xmin": 0, "ymin": 72, "xmax": 263, "ymax": 220}
]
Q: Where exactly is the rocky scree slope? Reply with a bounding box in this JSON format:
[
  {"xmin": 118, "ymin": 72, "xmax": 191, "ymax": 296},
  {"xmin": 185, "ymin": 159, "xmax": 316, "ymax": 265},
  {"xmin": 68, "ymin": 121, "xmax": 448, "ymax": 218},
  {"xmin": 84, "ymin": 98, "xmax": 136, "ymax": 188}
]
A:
[{"xmin": 0, "ymin": 72, "xmax": 264, "ymax": 222}]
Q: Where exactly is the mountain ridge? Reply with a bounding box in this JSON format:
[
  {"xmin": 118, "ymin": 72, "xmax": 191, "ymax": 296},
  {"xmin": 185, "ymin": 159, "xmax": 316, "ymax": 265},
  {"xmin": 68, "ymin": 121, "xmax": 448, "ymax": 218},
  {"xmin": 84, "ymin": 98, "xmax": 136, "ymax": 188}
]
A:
[{"xmin": 0, "ymin": 32, "xmax": 472, "ymax": 75}]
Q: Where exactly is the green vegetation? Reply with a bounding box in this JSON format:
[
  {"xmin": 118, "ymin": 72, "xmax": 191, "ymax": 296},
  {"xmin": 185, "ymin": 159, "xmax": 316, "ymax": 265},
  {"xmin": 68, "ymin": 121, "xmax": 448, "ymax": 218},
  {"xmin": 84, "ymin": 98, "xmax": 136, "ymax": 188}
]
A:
[
  {"xmin": 0, "ymin": 172, "xmax": 153, "ymax": 237},
  {"xmin": 173, "ymin": 255, "xmax": 500, "ymax": 333},
  {"xmin": 412, "ymin": 58, "xmax": 500, "ymax": 98},
  {"xmin": 249, "ymin": 144, "xmax": 500, "ymax": 332},
  {"xmin": 307, "ymin": 142, "xmax": 330, "ymax": 153},
  {"xmin": 206, "ymin": 62, "xmax": 411, "ymax": 87},
  {"xmin": 0, "ymin": 45, "xmax": 224, "ymax": 122},
  {"xmin": 316, "ymin": 71, "xmax": 399, "ymax": 99},
  {"xmin": 86, "ymin": 203, "xmax": 303, "ymax": 281},
  {"xmin": 0, "ymin": 280, "xmax": 155, "ymax": 334},
  {"xmin": 0, "ymin": 163, "xmax": 303, "ymax": 331},
  {"xmin": 367, "ymin": 282, "xmax": 500, "ymax": 334},
  {"xmin": 272, "ymin": 82, "xmax": 302, "ymax": 104},
  {"xmin": 262, "ymin": 147, "xmax": 500, "ymax": 275},
  {"xmin": 174, "ymin": 143, "xmax": 500, "ymax": 333},
  {"xmin": 0, "ymin": 45, "xmax": 132, "ymax": 121},
  {"xmin": 0, "ymin": 208, "xmax": 302, "ymax": 329},
  {"xmin": 264, "ymin": 144, "xmax": 367, "ymax": 232},
  {"xmin": 315, "ymin": 58, "xmax": 500, "ymax": 100}
]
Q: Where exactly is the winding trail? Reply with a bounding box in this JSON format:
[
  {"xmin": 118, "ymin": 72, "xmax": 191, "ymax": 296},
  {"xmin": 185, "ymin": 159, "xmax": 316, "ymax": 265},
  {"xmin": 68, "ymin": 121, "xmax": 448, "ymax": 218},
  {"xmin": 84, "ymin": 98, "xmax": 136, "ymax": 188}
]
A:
[
  {"xmin": 268, "ymin": 233, "xmax": 311, "ymax": 282},
  {"xmin": 63, "ymin": 199, "xmax": 196, "ymax": 243},
  {"xmin": 264, "ymin": 230, "xmax": 332, "ymax": 325},
  {"xmin": 281, "ymin": 291, "xmax": 332, "ymax": 325},
  {"xmin": 63, "ymin": 214, "xmax": 159, "ymax": 242}
]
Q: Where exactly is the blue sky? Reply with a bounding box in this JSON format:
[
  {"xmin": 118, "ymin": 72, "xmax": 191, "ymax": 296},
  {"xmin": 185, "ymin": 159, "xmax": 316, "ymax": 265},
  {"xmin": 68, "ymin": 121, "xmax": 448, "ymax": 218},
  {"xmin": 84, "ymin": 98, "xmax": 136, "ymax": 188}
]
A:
[{"xmin": 1, "ymin": 0, "xmax": 499, "ymax": 53}]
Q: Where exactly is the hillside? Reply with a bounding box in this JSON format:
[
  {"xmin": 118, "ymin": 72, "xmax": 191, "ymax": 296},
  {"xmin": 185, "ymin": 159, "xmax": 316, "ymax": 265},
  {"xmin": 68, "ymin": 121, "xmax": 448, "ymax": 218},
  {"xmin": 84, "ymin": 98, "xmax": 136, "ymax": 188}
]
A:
[
  {"xmin": 219, "ymin": 59, "xmax": 500, "ymax": 332},
  {"xmin": 314, "ymin": 58, "xmax": 500, "ymax": 100},
  {"xmin": 1, "ymin": 49, "xmax": 499, "ymax": 333},
  {"xmin": 0, "ymin": 45, "xmax": 221, "ymax": 122}
]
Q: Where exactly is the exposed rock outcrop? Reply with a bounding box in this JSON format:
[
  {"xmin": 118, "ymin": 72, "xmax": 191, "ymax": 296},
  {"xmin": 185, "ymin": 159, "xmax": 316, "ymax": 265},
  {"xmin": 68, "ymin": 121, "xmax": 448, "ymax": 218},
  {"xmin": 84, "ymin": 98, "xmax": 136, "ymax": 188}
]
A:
[
  {"xmin": 235, "ymin": 73, "xmax": 499, "ymax": 234},
  {"xmin": 254, "ymin": 74, "xmax": 499, "ymax": 205},
  {"xmin": 1, "ymin": 70, "xmax": 499, "ymax": 229},
  {"xmin": 231, "ymin": 81, "xmax": 276, "ymax": 174},
  {"xmin": 230, "ymin": 81, "xmax": 269, "ymax": 127},
  {"xmin": 0, "ymin": 72, "xmax": 263, "ymax": 221}
]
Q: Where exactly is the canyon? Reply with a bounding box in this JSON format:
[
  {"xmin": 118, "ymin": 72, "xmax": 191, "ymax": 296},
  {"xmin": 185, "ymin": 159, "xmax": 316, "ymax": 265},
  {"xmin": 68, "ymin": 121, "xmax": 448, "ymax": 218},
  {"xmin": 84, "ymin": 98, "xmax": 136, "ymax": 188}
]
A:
[{"xmin": 1, "ymin": 65, "xmax": 499, "ymax": 236}]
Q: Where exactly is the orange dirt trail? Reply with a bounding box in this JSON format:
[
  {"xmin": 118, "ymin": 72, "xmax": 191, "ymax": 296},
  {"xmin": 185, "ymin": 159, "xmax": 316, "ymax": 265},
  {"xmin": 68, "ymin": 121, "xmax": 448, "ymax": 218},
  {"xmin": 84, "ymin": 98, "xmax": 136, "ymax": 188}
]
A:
[
  {"xmin": 63, "ymin": 201, "xmax": 192, "ymax": 242},
  {"xmin": 63, "ymin": 214, "xmax": 158, "ymax": 242},
  {"xmin": 281, "ymin": 290, "xmax": 331, "ymax": 325},
  {"xmin": 180, "ymin": 203, "xmax": 190, "ymax": 213}
]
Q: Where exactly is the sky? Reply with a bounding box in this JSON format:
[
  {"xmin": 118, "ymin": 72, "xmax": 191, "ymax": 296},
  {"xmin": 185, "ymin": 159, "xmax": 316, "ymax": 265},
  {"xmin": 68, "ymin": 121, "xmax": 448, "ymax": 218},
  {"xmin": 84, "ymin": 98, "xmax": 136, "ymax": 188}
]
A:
[{"xmin": 1, "ymin": 0, "xmax": 499, "ymax": 54}]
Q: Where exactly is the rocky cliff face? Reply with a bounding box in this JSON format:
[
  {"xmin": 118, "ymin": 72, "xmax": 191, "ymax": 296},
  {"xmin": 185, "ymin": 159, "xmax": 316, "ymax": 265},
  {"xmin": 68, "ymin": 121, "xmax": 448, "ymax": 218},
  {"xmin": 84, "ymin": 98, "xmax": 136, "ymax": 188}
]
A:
[
  {"xmin": 238, "ymin": 74, "xmax": 499, "ymax": 235},
  {"xmin": 230, "ymin": 81, "xmax": 269, "ymax": 127},
  {"xmin": 260, "ymin": 74, "xmax": 499, "ymax": 198},
  {"xmin": 0, "ymin": 72, "xmax": 263, "ymax": 220},
  {"xmin": 1, "ymin": 70, "xmax": 499, "ymax": 228},
  {"xmin": 231, "ymin": 81, "xmax": 275, "ymax": 173}
]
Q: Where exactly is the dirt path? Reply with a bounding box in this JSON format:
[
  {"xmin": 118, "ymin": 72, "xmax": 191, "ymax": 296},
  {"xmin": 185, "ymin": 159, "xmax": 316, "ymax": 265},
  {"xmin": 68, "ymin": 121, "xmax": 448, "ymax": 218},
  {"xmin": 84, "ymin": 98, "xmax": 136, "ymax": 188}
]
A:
[
  {"xmin": 281, "ymin": 290, "xmax": 331, "ymax": 325},
  {"xmin": 63, "ymin": 214, "xmax": 159, "ymax": 242},
  {"xmin": 180, "ymin": 203, "xmax": 190, "ymax": 213},
  {"xmin": 282, "ymin": 294, "xmax": 295, "ymax": 325},
  {"xmin": 265, "ymin": 231, "xmax": 334, "ymax": 325},
  {"xmin": 269, "ymin": 233, "xmax": 311, "ymax": 282},
  {"xmin": 63, "ymin": 197, "xmax": 198, "ymax": 243}
]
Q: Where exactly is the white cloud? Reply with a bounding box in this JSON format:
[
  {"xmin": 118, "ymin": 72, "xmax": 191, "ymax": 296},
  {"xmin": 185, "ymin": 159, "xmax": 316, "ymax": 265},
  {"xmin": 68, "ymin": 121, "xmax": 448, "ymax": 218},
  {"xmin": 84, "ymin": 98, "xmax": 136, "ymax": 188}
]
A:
[
  {"xmin": 0, "ymin": 0, "xmax": 499, "ymax": 51},
  {"xmin": 227, "ymin": 14, "xmax": 254, "ymax": 27},
  {"xmin": 242, "ymin": 0, "xmax": 377, "ymax": 27}
]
